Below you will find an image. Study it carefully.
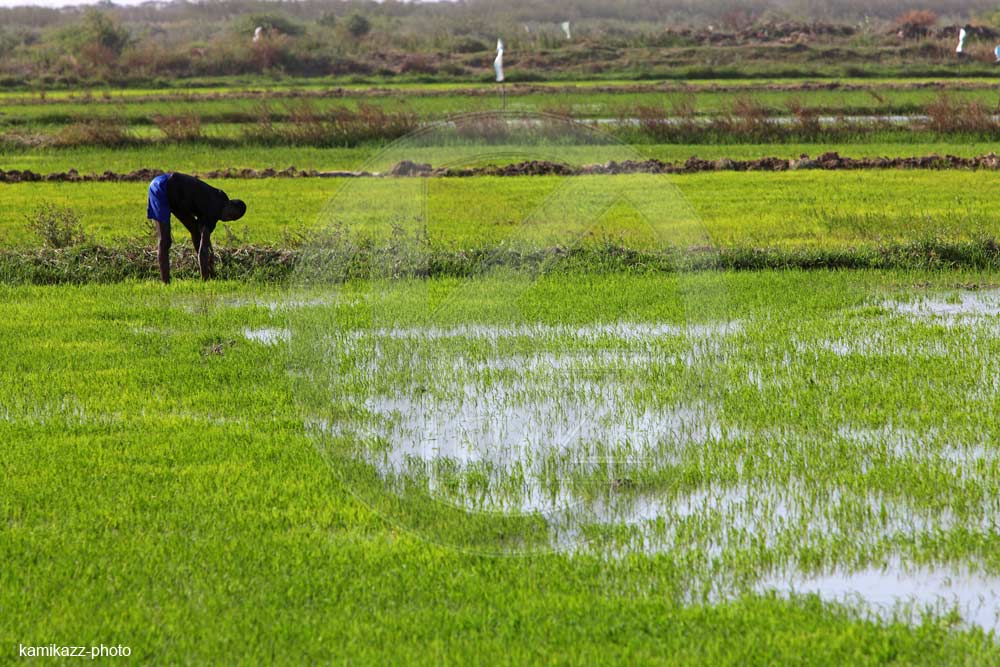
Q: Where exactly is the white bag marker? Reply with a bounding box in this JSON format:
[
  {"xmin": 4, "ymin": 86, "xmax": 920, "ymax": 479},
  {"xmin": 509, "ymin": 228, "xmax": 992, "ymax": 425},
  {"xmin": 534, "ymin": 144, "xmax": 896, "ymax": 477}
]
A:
[{"xmin": 494, "ymin": 39, "xmax": 505, "ymax": 82}]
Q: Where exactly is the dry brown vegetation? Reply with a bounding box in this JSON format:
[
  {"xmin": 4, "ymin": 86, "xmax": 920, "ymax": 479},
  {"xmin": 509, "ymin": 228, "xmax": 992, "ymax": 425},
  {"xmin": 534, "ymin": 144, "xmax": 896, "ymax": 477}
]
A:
[
  {"xmin": 152, "ymin": 113, "xmax": 202, "ymax": 142},
  {"xmin": 894, "ymin": 9, "xmax": 939, "ymax": 38},
  {"xmin": 2, "ymin": 0, "xmax": 1000, "ymax": 86},
  {"xmin": 52, "ymin": 118, "xmax": 132, "ymax": 147},
  {"xmin": 243, "ymin": 102, "xmax": 419, "ymax": 147},
  {"xmin": 923, "ymin": 93, "xmax": 996, "ymax": 133}
]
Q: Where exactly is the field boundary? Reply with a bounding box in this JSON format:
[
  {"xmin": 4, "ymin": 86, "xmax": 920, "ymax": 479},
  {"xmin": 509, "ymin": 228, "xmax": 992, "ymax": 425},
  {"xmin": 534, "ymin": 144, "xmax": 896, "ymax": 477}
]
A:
[
  {"xmin": 6, "ymin": 152, "xmax": 1000, "ymax": 184},
  {"xmin": 6, "ymin": 236, "xmax": 1000, "ymax": 284},
  {"xmin": 3, "ymin": 80, "xmax": 995, "ymax": 107}
]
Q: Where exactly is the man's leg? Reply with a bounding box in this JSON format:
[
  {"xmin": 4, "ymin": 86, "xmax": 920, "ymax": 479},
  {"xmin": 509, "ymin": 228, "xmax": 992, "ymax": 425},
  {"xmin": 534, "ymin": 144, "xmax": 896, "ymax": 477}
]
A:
[
  {"xmin": 184, "ymin": 223, "xmax": 200, "ymax": 254},
  {"xmin": 198, "ymin": 227, "xmax": 215, "ymax": 280},
  {"xmin": 176, "ymin": 216, "xmax": 211, "ymax": 279},
  {"xmin": 204, "ymin": 221, "xmax": 217, "ymax": 278},
  {"xmin": 180, "ymin": 220, "xmax": 213, "ymax": 280},
  {"xmin": 154, "ymin": 220, "xmax": 172, "ymax": 284},
  {"xmin": 147, "ymin": 174, "xmax": 173, "ymax": 284}
]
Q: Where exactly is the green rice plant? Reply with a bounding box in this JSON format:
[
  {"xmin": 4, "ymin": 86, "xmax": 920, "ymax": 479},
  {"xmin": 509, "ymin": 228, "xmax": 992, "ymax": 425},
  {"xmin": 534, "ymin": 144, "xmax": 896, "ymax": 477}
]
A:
[
  {"xmin": 4, "ymin": 272, "xmax": 1000, "ymax": 661},
  {"xmin": 10, "ymin": 140, "xmax": 1000, "ymax": 176}
]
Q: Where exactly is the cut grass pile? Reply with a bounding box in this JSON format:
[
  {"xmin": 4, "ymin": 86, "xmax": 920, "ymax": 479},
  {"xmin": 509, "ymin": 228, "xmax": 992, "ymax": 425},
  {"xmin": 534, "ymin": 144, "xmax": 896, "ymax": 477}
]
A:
[{"xmin": 2, "ymin": 271, "xmax": 1000, "ymax": 663}]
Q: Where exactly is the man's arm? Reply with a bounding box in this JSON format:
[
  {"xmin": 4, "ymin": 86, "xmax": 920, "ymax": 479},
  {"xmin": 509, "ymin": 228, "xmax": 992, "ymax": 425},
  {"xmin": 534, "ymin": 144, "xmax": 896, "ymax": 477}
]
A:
[
  {"xmin": 154, "ymin": 220, "xmax": 171, "ymax": 284},
  {"xmin": 198, "ymin": 226, "xmax": 215, "ymax": 280}
]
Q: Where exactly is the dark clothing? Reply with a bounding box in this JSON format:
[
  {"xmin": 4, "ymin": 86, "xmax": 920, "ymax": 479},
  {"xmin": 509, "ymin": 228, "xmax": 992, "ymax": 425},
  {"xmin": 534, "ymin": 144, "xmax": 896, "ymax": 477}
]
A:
[
  {"xmin": 165, "ymin": 172, "xmax": 231, "ymax": 229},
  {"xmin": 150, "ymin": 172, "xmax": 234, "ymax": 284}
]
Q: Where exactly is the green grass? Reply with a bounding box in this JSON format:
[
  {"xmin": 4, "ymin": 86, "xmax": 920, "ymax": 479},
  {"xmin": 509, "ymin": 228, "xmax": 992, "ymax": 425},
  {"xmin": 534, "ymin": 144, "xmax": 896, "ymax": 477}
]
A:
[
  {"xmin": 5, "ymin": 77, "xmax": 1000, "ymax": 143},
  {"xmin": 5, "ymin": 171, "xmax": 1000, "ymax": 250},
  {"xmin": 0, "ymin": 77, "xmax": 996, "ymax": 102},
  {"xmin": 3, "ymin": 86, "xmax": 998, "ymax": 127},
  {"xmin": 2, "ymin": 272, "xmax": 1000, "ymax": 663},
  {"xmin": 8, "ymin": 76, "xmax": 1000, "ymax": 157},
  {"xmin": 1, "ymin": 144, "xmax": 373, "ymax": 174}
]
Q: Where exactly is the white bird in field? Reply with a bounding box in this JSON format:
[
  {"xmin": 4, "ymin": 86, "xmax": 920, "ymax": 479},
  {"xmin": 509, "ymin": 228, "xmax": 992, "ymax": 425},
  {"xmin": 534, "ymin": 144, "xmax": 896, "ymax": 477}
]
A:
[
  {"xmin": 561, "ymin": 21, "xmax": 572, "ymax": 40},
  {"xmin": 494, "ymin": 39, "xmax": 504, "ymax": 82},
  {"xmin": 957, "ymin": 27, "xmax": 967, "ymax": 54},
  {"xmin": 253, "ymin": 26, "xmax": 264, "ymax": 43}
]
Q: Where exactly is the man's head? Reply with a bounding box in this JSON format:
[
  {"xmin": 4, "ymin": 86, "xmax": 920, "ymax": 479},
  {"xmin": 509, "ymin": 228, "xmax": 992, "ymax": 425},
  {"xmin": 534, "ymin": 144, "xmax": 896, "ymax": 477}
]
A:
[{"xmin": 221, "ymin": 199, "xmax": 247, "ymax": 222}]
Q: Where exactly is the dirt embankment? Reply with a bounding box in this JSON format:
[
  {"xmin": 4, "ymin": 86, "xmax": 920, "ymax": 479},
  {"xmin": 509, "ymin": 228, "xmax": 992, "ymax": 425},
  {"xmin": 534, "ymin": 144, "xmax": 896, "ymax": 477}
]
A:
[
  {"xmin": 6, "ymin": 153, "xmax": 1000, "ymax": 183},
  {"xmin": 404, "ymin": 153, "xmax": 1000, "ymax": 176},
  {"xmin": 0, "ymin": 167, "xmax": 371, "ymax": 183}
]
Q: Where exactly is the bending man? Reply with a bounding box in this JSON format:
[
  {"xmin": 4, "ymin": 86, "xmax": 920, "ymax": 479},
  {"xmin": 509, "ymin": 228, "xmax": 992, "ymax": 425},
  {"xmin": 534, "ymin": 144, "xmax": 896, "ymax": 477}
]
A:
[{"xmin": 146, "ymin": 172, "xmax": 247, "ymax": 284}]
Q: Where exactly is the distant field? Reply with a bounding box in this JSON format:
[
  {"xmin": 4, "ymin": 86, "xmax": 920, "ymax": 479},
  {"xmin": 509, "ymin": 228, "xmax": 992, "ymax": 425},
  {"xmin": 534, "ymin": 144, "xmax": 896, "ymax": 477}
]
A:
[
  {"xmin": 6, "ymin": 141, "xmax": 1000, "ymax": 177},
  {"xmin": 5, "ymin": 78, "xmax": 1000, "ymax": 146},
  {"xmin": 2, "ymin": 77, "xmax": 996, "ymax": 101},
  {"xmin": 2, "ymin": 86, "xmax": 997, "ymax": 126},
  {"xmin": 0, "ymin": 141, "xmax": 1000, "ymax": 174}
]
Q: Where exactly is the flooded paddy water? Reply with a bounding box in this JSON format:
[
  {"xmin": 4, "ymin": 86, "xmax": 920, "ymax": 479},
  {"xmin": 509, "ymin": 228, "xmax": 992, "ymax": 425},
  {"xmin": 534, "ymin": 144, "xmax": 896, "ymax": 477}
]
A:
[{"xmin": 256, "ymin": 278, "xmax": 1000, "ymax": 634}]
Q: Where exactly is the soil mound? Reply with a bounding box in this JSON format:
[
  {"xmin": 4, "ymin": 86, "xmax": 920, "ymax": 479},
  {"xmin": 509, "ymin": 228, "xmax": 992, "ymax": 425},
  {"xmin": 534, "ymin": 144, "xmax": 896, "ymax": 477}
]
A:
[{"xmin": 6, "ymin": 153, "xmax": 1000, "ymax": 184}]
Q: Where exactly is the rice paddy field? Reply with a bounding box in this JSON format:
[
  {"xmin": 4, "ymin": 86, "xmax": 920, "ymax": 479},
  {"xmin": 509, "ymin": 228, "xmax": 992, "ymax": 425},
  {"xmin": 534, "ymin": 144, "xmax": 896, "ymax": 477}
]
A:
[
  {"xmin": 10, "ymin": 140, "xmax": 1000, "ymax": 176},
  {"xmin": 3, "ymin": 78, "xmax": 1000, "ymax": 125},
  {"xmin": 7, "ymin": 170, "xmax": 1000, "ymax": 249},
  {"xmin": 5, "ymin": 74, "xmax": 1000, "ymax": 664}
]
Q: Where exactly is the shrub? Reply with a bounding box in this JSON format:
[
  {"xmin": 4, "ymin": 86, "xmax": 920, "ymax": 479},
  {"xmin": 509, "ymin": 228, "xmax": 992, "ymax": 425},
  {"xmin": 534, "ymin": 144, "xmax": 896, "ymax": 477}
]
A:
[
  {"xmin": 245, "ymin": 101, "xmax": 417, "ymax": 147},
  {"xmin": 785, "ymin": 97, "xmax": 821, "ymax": 138},
  {"xmin": 923, "ymin": 94, "xmax": 997, "ymax": 134},
  {"xmin": 238, "ymin": 13, "xmax": 305, "ymax": 37},
  {"xmin": 80, "ymin": 9, "xmax": 130, "ymax": 56},
  {"xmin": 720, "ymin": 9, "xmax": 752, "ymax": 32},
  {"xmin": 713, "ymin": 96, "xmax": 775, "ymax": 139},
  {"xmin": 58, "ymin": 9, "xmax": 130, "ymax": 71},
  {"xmin": 26, "ymin": 204, "xmax": 89, "ymax": 249},
  {"xmin": 152, "ymin": 113, "xmax": 202, "ymax": 142},
  {"xmin": 323, "ymin": 103, "xmax": 418, "ymax": 146},
  {"xmin": 453, "ymin": 37, "xmax": 487, "ymax": 53},
  {"xmin": 53, "ymin": 118, "xmax": 132, "ymax": 147},
  {"xmin": 626, "ymin": 97, "xmax": 699, "ymax": 142},
  {"xmin": 894, "ymin": 10, "xmax": 938, "ymax": 38},
  {"xmin": 251, "ymin": 32, "xmax": 292, "ymax": 71},
  {"xmin": 346, "ymin": 14, "xmax": 371, "ymax": 39},
  {"xmin": 399, "ymin": 54, "xmax": 437, "ymax": 75}
]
